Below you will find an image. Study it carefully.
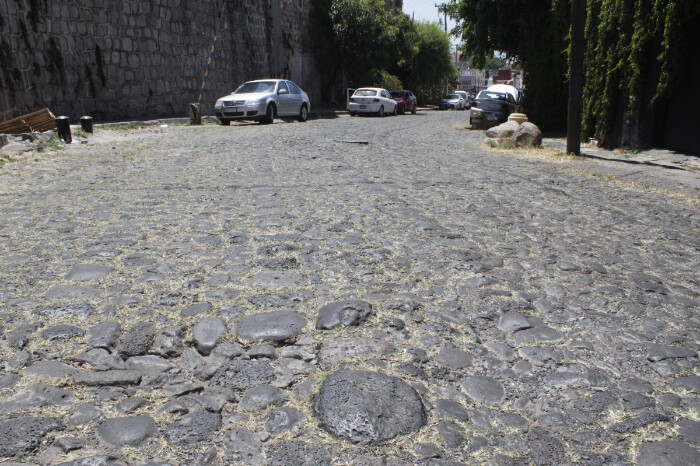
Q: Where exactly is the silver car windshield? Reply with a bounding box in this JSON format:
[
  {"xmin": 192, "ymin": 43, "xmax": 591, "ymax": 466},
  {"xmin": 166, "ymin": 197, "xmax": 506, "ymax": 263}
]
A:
[
  {"xmin": 354, "ymin": 89, "xmax": 377, "ymax": 96},
  {"xmin": 234, "ymin": 81, "xmax": 276, "ymax": 94}
]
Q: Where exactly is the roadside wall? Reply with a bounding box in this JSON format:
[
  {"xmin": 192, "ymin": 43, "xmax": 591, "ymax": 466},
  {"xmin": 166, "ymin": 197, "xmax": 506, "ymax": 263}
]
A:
[{"xmin": 0, "ymin": 0, "xmax": 321, "ymax": 122}]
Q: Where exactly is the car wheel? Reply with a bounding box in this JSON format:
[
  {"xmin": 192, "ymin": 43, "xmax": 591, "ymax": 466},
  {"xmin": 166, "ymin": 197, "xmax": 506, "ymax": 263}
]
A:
[
  {"xmin": 350, "ymin": 111, "xmax": 356, "ymax": 116},
  {"xmin": 378, "ymin": 106, "xmax": 384, "ymax": 117},
  {"xmin": 411, "ymin": 105, "xmax": 417, "ymax": 115},
  {"xmin": 261, "ymin": 103, "xmax": 275, "ymax": 124},
  {"xmin": 392, "ymin": 105, "xmax": 398, "ymax": 116},
  {"xmin": 219, "ymin": 119, "xmax": 230, "ymax": 126},
  {"xmin": 298, "ymin": 104, "xmax": 308, "ymax": 122}
]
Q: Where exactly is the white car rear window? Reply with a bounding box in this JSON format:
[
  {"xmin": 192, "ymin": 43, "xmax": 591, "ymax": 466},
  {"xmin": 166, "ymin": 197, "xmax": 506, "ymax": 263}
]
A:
[{"xmin": 355, "ymin": 90, "xmax": 377, "ymax": 96}]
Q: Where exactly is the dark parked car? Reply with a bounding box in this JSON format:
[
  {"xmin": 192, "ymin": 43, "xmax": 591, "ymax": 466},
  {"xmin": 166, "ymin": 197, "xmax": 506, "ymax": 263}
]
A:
[
  {"xmin": 390, "ymin": 90, "xmax": 418, "ymax": 114},
  {"xmin": 469, "ymin": 90, "xmax": 517, "ymax": 129}
]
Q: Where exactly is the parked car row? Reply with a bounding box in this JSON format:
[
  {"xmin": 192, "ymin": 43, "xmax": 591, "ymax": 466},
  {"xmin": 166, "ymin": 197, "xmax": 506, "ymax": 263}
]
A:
[
  {"xmin": 213, "ymin": 78, "xmax": 519, "ymax": 128},
  {"xmin": 347, "ymin": 88, "xmax": 419, "ymax": 117}
]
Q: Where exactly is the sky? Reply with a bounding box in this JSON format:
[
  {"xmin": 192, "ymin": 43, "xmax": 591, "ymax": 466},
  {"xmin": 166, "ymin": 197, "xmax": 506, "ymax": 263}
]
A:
[{"xmin": 401, "ymin": 0, "xmax": 460, "ymax": 45}]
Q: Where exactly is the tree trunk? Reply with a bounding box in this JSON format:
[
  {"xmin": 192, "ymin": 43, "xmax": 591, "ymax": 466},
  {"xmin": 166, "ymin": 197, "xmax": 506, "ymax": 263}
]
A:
[{"xmin": 567, "ymin": 0, "xmax": 585, "ymax": 155}]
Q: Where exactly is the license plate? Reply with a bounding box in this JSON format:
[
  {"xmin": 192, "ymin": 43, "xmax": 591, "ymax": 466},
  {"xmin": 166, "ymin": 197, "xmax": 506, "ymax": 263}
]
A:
[
  {"xmin": 360, "ymin": 105, "xmax": 366, "ymax": 109},
  {"xmin": 487, "ymin": 114, "xmax": 497, "ymax": 120},
  {"xmin": 231, "ymin": 107, "xmax": 237, "ymax": 112}
]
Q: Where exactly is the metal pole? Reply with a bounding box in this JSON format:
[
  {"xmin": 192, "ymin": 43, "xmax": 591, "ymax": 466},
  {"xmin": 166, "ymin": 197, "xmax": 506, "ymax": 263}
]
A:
[
  {"xmin": 567, "ymin": 0, "xmax": 585, "ymax": 155},
  {"xmin": 436, "ymin": 3, "xmax": 449, "ymax": 95}
]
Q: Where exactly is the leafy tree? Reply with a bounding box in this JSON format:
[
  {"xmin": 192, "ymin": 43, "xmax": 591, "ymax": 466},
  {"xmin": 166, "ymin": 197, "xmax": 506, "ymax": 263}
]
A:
[
  {"xmin": 446, "ymin": 0, "xmax": 570, "ymax": 131},
  {"xmin": 403, "ymin": 22, "xmax": 459, "ymax": 103}
]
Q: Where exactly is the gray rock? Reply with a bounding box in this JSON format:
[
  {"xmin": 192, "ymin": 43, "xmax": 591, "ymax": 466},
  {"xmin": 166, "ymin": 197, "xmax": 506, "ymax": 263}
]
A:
[
  {"xmin": 164, "ymin": 410, "xmax": 221, "ymax": 444},
  {"xmin": 546, "ymin": 364, "xmax": 611, "ymax": 389},
  {"xmin": 67, "ymin": 403, "xmax": 103, "ymax": 425},
  {"xmin": 208, "ymin": 360, "xmax": 276, "ymax": 398},
  {"xmin": 0, "ymin": 384, "xmax": 72, "ymax": 413},
  {"xmin": 497, "ymin": 312, "xmax": 532, "ymax": 333},
  {"xmin": 162, "ymin": 382, "xmax": 204, "ymax": 397},
  {"xmin": 88, "ymin": 321, "xmax": 122, "ymax": 351},
  {"xmin": 56, "ymin": 456, "xmax": 123, "ymax": 466},
  {"xmin": 671, "ymin": 375, "xmax": 700, "ymax": 393},
  {"xmin": 266, "ymin": 407, "xmax": 306, "ymax": 434},
  {"xmin": 314, "ymin": 369, "xmax": 426, "ymax": 445},
  {"xmin": 575, "ymin": 391, "xmax": 619, "ymax": 413},
  {"xmin": 97, "ymin": 416, "xmax": 156, "ymax": 446},
  {"xmin": 461, "ymin": 376, "xmax": 504, "ymax": 404},
  {"xmin": 437, "ymin": 421, "xmax": 465, "ymax": 448},
  {"xmin": 251, "ymin": 271, "xmax": 304, "ymax": 288},
  {"xmin": 413, "ymin": 442, "xmax": 443, "ymax": 459},
  {"xmin": 34, "ymin": 303, "xmax": 95, "ymax": 318},
  {"xmin": 513, "ymin": 326, "xmax": 563, "ymax": 345},
  {"xmin": 316, "ymin": 300, "xmax": 374, "ymax": 330},
  {"xmin": 225, "ymin": 428, "xmax": 264, "ymax": 465},
  {"xmin": 74, "ymin": 349, "xmax": 126, "ymax": 371},
  {"xmin": 248, "ymin": 291, "xmax": 312, "ymax": 308},
  {"xmin": 645, "ymin": 343, "xmax": 697, "ymax": 362},
  {"xmin": 193, "ymin": 317, "xmax": 227, "ymax": 355},
  {"xmin": 636, "ymin": 440, "xmax": 700, "ymax": 466},
  {"xmin": 125, "ymin": 355, "xmax": 176, "ymax": 373},
  {"xmin": 497, "ymin": 413, "xmax": 528, "ymax": 428},
  {"xmin": 247, "ymin": 343, "xmax": 278, "ymax": 359},
  {"xmin": 435, "ymin": 346, "xmax": 473, "ymax": 369},
  {"xmin": 435, "ymin": 399, "xmax": 469, "ymax": 422},
  {"xmin": 269, "ymin": 441, "xmax": 331, "ymax": 466},
  {"xmin": 41, "ymin": 324, "xmax": 85, "ymax": 341},
  {"xmin": 0, "ymin": 416, "xmax": 64, "ymax": 456},
  {"xmin": 151, "ymin": 325, "xmax": 186, "ymax": 358},
  {"xmin": 180, "ymin": 302, "xmax": 213, "ymax": 317},
  {"xmin": 73, "ymin": 370, "xmax": 141, "ymax": 386},
  {"xmin": 239, "ymin": 385, "xmax": 286, "ymax": 411},
  {"xmin": 116, "ymin": 397, "xmax": 149, "ymax": 413},
  {"xmin": 512, "ymin": 122, "xmax": 542, "ymax": 147},
  {"xmin": 486, "ymin": 120, "xmax": 520, "ymax": 139},
  {"xmin": 54, "ymin": 436, "xmax": 87, "ymax": 453},
  {"xmin": 235, "ymin": 311, "xmax": 307, "ymax": 342},
  {"xmin": 117, "ymin": 322, "xmax": 155, "ymax": 358},
  {"xmin": 678, "ymin": 419, "xmax": 700, "ymax": 445},
  {"xmin": 318, "ymin": 337, "xmax": 396, "ymax": 369},
  {"xmin": 209, "ymin": 342, "xmax": 245, "ymax": 362},
  {"xmin": 24, "ymin": 360, "xmax": 79, "ymax": 379},
  {"xmin": 46, "ymin": 285, "xmax": 103, "ymax": 299},
  {"xmin": 66, "ymin": 264, "xmax": 113, "ymax": 281},
  {"xmin": 611, "ymin": 412, "xmax": 671, "ymax": 433},
  {"xmin": 526, "ymin": 427, "xmax": 566, "ymax": 464}
]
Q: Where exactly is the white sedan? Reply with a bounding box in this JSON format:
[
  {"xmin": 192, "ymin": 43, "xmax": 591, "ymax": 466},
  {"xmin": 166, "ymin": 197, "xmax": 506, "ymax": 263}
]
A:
[{"xmin": 348, "ymin": 87, "xmax": 397, "ymax": 116}]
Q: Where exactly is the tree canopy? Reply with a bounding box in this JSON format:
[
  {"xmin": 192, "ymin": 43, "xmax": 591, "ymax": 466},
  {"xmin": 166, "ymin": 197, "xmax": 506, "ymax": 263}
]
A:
[{"xmin": 309, "ymin": 0, "xmax": 458, "ymax": 103}]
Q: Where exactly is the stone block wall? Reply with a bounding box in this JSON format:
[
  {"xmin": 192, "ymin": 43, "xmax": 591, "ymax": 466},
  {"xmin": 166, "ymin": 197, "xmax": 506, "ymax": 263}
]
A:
[{"xmin": 0, "ymin": 0, "xmax": 321, "ymax": 122}]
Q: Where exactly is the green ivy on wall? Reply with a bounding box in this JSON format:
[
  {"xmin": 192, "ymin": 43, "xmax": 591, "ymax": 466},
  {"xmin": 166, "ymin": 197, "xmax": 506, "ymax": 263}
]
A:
[{"xmin": 582, "ymin": 0, "xmax": 699, "ymax": 146}]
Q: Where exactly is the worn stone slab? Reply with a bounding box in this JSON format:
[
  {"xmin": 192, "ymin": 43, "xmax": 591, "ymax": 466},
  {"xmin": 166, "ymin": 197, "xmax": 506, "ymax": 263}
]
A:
[
  {"xmin": 251, "ymin": 271, "xmax": 304, "ymax": 288},
  {"xmin": 164, "ymin": 410, "xmax": 221, "ymax": 445},
  {"xmin": 235, "ymin": 311, "xmax": 307, "ymax": 342},
  {"xmin": 636, "ymin": 440, "xmax": 700, "ymax": 466},
  {"xmin": 318, "ymin": 337, "xmax": 396, "ymax": 369},
  {"xmin": 314, "ymin": 369, "xmax": 426, "ymax": 445},
  {"xmin": 97, "ymin": 416, "xmax": 156, "ymax": 446},
  {"xmin": 460, "ymin": 376, "xmax": 504, "ymax": 404},
  {"xmin": 73, "ymin": 370, "xmax": 141, "ymax": 386},
  {"xmin": 66, "ymin": 264, "xmax": 113, "ymax": 281},
  {"xmin": 315, "ymin": 300, "xmax": 373, "ymax": 330},
  {"xmin": 0, "ymin": 417, "xmax": 64, "ymax": 456}
]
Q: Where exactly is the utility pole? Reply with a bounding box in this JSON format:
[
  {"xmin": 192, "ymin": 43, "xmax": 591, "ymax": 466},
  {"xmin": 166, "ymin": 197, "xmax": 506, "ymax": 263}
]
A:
[
  {"xmin": 566, "ymin": 0, "xmax": 585, "ymax": 155},
  {"xmin": 436, "ymin": 3, "xmax": 448, "ymax": 95}
]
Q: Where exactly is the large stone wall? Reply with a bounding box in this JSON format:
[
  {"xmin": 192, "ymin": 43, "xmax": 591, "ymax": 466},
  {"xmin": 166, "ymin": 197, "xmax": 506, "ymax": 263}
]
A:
[{"xmin": 0, "ymin": 0, "xmax": 321, "ymax": 122}]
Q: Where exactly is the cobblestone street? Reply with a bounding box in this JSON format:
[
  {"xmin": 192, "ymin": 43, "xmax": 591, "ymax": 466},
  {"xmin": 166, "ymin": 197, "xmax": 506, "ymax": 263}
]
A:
[{"xmin": 0, "ymin": 110, "xmax": 698, "ymax": 465}]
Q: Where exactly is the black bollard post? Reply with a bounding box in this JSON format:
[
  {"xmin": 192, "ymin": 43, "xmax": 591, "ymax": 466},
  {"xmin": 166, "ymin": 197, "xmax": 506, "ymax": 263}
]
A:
[
  {"xmin": 189, "ymin": 103, "xmax": 201, "ymax": 125},
  {"xmin": 80, "ymin": 116, "xmax": 93, "ymax": 133},
  {"xmin": 56, "ymin": 116, "xmax": 72, "ymax": 143}
]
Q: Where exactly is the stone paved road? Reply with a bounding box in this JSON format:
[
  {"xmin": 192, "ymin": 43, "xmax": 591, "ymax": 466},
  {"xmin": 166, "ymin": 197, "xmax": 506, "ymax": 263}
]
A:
[{"xmin": 0, "ymin": 111, "xmax": 698, "ymax": 465}]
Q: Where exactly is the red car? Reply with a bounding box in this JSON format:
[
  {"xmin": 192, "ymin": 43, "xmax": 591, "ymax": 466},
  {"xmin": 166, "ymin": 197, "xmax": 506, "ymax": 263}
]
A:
[{"xmin": 390, "ymin": 90, "xmax": 418, "ymax": 115}]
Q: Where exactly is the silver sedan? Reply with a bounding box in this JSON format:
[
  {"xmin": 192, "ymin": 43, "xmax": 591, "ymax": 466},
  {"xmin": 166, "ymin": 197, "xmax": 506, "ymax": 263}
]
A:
[{"xmin": 215, "ymin": 79, "xmax": 311, "ymax": 125}]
